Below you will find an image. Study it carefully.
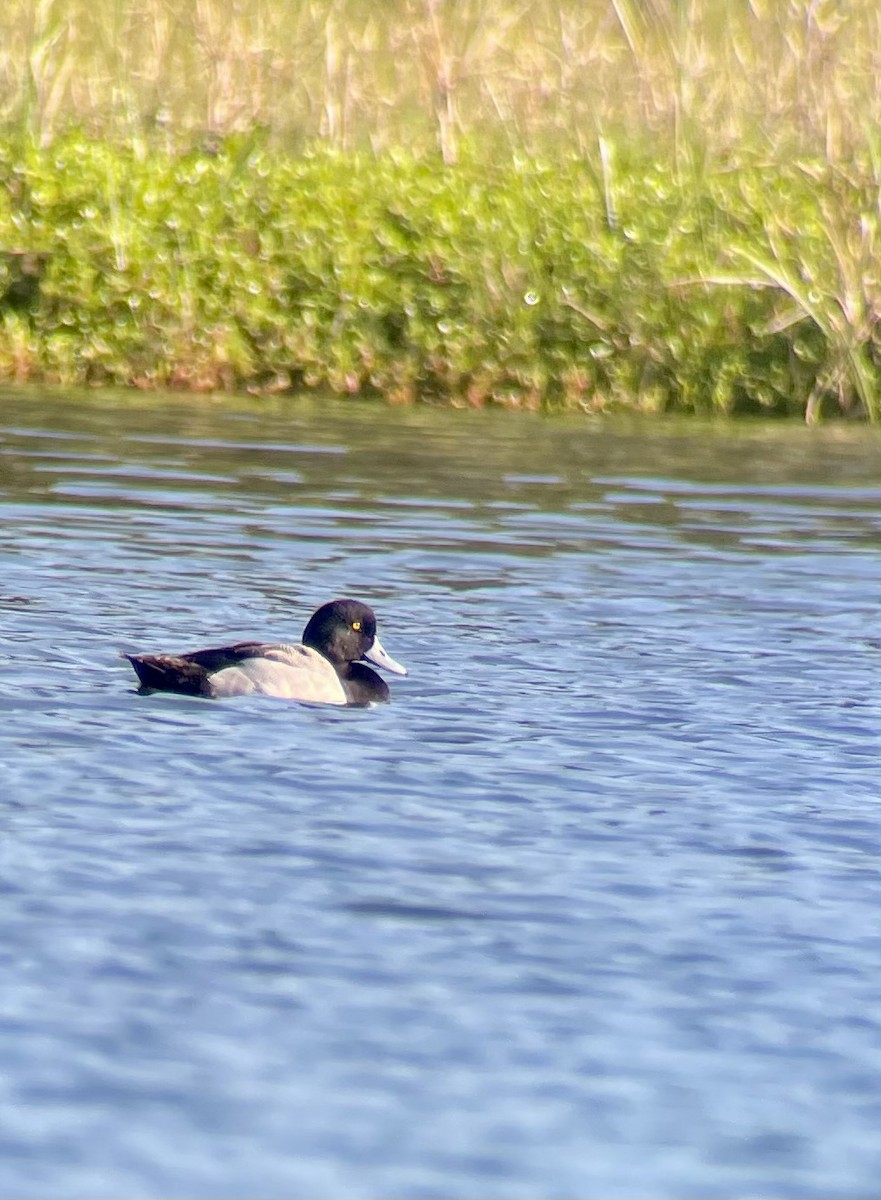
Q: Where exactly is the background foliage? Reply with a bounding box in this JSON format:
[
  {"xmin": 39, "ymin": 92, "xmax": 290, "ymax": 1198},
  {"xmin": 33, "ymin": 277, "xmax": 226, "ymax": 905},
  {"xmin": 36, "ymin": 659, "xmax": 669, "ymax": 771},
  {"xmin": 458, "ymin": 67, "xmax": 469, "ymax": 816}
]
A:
[{"xmin": 1, "ymin": 0, "xmax": 879, "ymax": 417}]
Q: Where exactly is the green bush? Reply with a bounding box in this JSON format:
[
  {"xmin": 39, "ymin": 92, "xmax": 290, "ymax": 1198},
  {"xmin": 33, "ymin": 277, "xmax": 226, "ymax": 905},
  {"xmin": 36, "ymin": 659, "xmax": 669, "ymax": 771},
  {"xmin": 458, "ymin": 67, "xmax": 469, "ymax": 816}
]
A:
[{"xmin": 0, "ymin": 133, "xmax": 878, "ymax": 418}]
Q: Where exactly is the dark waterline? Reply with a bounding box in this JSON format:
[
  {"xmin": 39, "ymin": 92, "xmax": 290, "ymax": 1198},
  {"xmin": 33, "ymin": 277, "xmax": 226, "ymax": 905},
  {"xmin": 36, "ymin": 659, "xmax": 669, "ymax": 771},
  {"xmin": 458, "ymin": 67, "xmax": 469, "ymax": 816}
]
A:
[{"xmin": 2, "ymin": 387, "xmax": 881, "ymax": 1198}]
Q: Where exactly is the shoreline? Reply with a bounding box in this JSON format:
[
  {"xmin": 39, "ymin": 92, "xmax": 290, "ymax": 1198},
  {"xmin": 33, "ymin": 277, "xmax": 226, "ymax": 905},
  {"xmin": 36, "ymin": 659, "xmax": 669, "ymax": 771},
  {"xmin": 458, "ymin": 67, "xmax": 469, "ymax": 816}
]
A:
[{"xmin": 1, "ymin": 135, "xmax": 877, "ymax": 421}]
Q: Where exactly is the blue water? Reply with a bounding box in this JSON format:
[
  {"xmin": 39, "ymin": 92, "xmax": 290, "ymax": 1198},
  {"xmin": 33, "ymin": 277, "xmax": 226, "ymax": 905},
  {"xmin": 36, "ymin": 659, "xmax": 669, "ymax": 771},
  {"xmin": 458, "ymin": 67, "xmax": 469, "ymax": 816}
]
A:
[{"xmin": 1, "ymin": 389, "xmax": 881, "ymax": 1197}]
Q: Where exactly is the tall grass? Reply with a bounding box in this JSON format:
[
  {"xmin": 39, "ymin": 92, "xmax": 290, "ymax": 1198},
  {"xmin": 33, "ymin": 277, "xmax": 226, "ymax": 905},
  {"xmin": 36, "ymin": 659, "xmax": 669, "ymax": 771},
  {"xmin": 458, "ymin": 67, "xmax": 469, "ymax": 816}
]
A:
[{"xmin": 1, "ymin": 0, "xmax": 877, "ymax": 166}]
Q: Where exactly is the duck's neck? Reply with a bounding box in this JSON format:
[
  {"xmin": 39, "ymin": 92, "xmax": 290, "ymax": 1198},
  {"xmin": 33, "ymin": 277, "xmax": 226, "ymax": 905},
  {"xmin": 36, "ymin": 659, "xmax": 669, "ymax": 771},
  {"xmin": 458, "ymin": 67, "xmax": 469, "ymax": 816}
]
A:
[{"xmin": 340, "ymin": 662, "xmax": 389, "ymax": 705}]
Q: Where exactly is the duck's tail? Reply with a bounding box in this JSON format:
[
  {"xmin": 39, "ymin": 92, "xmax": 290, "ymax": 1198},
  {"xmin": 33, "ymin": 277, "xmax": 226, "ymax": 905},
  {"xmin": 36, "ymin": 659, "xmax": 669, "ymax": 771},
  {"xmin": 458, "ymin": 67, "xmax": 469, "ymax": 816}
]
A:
[{"xmin": 123, "ymin": 652, "xmax": 213, "ymax": 697}]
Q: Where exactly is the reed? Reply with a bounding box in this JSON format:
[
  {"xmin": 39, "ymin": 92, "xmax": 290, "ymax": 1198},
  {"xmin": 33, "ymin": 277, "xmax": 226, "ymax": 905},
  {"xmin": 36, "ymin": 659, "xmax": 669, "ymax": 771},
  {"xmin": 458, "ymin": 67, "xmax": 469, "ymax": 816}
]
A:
[{"xmin": 0, "ymin": 0, "xmax": 877, "ymax": 166}]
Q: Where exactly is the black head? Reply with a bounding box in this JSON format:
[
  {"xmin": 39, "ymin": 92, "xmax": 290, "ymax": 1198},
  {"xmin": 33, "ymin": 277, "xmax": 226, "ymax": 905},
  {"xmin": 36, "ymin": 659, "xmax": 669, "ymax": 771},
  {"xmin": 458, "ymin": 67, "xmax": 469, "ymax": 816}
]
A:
[
  {"xmin": 301, "ymin": 598, "xmax": 407, "ymax": 705},
  {"xmin": 302, "ymin": 599, "xmax": 379, "ymax": 667}
]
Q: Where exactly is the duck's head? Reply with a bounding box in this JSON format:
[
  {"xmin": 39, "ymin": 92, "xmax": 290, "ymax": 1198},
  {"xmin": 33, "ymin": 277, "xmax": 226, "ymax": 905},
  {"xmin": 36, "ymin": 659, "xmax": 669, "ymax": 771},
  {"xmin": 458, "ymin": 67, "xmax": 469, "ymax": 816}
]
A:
[{"xmin": 302, "ymin": 599, "xmax": 408, "ymax": 676}]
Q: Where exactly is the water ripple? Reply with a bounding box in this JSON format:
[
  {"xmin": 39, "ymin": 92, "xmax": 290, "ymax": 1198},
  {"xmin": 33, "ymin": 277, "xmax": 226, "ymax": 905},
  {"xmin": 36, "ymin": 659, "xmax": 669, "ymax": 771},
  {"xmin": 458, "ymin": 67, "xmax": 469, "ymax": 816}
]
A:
[{"xmin": 2, "ymin": 392, "xmax": 881, "ymax": 1198}]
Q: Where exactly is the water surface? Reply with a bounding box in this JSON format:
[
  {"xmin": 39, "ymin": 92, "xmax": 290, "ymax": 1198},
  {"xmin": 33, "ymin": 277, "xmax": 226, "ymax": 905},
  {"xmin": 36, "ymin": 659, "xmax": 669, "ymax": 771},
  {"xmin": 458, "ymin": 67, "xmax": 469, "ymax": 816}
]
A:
[{"xmin": 2, "ymin": 388, "xmax": 881, "ymax": 1197}]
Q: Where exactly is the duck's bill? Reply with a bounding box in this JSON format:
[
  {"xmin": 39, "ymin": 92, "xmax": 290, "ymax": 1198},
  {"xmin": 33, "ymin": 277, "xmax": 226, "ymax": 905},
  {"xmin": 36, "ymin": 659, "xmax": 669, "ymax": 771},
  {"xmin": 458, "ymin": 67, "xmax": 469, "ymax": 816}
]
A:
[{"xmin": 363, "ymin": 637, "xmax": 408, "ymax": 676}]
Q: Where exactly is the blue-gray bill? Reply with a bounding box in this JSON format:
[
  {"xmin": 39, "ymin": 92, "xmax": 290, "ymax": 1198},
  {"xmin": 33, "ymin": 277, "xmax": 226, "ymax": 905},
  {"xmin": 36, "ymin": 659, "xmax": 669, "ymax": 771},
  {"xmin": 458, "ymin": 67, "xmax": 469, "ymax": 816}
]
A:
[{"xmin": 363, "ymin": 637, "xmax": 407, "ymax": 676}]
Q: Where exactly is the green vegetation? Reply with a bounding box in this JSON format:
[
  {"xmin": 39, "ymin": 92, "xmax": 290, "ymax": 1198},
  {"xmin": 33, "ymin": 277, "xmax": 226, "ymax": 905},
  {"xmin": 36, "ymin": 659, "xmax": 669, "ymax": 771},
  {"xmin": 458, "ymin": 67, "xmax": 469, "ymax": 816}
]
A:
[{"xmin": 0, "ymin": 0, "xmax": 879, "ymax": 418}]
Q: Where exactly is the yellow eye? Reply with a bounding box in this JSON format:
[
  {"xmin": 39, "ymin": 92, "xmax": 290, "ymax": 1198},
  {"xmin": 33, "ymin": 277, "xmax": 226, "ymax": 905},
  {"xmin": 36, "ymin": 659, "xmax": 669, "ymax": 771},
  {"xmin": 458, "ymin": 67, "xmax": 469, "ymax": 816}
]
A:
[{"xmin": 352, "ymin": 620, "xmax": 361, "ymax": 631}]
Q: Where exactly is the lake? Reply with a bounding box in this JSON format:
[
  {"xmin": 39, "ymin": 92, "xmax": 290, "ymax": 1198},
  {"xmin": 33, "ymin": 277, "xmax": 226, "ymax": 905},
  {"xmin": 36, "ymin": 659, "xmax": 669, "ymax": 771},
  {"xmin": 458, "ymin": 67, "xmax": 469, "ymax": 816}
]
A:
[{"xmin": 1, "ymin": 387, "xmax": 880, "ymax": 1198}]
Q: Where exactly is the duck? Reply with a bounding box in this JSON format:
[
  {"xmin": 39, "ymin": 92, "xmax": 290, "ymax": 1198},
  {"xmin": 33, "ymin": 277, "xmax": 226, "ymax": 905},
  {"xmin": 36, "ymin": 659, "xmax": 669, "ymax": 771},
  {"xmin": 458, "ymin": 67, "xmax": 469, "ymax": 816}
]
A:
[{"xmin": 124, "ymin": 598, "xmax": 407, "ymax": 706}]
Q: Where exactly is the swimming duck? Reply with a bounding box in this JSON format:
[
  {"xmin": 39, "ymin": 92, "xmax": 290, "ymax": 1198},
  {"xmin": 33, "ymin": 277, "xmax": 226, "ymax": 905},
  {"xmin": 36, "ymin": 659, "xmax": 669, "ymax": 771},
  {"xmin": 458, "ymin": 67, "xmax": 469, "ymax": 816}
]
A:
[{"xmin": 125, "ymin": 598, "xmax": 407, "ymax": 706}]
